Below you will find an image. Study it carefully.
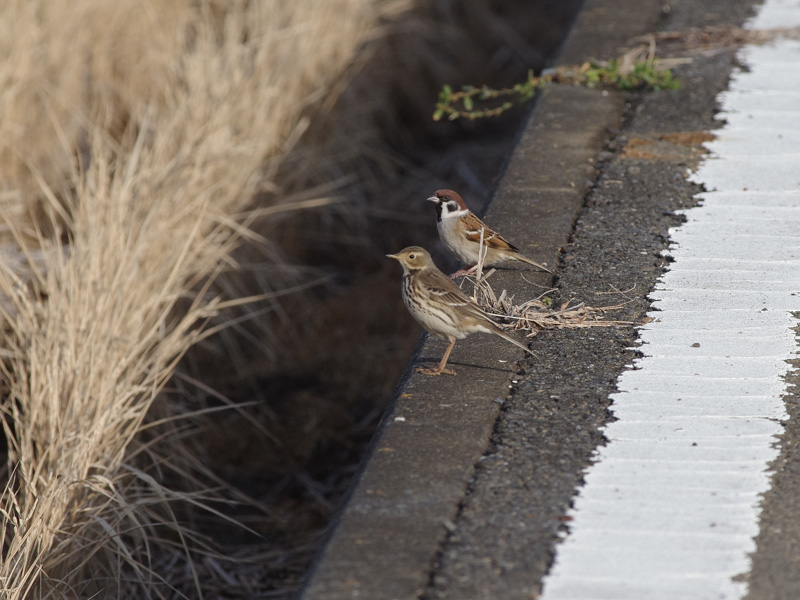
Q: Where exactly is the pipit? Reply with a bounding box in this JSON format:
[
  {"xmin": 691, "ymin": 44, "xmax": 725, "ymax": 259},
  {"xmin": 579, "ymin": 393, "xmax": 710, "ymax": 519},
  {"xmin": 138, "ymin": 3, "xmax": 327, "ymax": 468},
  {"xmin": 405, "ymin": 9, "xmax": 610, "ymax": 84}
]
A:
[{"xmin": 387, "ymin": 246, "xmax": 533, "ymax": 375}]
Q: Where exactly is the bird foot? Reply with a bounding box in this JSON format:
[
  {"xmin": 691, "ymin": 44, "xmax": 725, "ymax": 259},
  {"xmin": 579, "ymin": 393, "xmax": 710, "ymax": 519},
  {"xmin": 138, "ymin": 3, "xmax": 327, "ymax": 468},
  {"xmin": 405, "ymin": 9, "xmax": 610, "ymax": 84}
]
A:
[
  {"xmin": 449, "ymin": 266, "xmax": 477, "ymax": 279},
  {"xmin": 416, "ymin": 366, "xmax": 457, "ymax": 376}
]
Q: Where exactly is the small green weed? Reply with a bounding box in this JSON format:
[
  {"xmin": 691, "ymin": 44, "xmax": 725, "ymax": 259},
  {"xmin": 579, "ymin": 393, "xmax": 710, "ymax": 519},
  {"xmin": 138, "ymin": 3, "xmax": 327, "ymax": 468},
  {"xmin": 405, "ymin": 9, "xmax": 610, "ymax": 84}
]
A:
[
  {"xmin": 433, "ymin": 48, "xmax": 681, "ymax": 121},
  {"xmin": 584, "ymin": 59, "xmax": 681, "ymax": 91}
]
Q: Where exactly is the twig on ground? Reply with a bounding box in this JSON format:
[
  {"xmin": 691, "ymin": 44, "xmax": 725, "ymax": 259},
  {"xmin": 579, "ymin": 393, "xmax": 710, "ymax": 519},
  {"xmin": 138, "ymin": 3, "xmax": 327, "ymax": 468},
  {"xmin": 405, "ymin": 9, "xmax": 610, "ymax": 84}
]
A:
[{"xmin": 466, "ymin": 275, "xmax": 632, "ymax": 337}]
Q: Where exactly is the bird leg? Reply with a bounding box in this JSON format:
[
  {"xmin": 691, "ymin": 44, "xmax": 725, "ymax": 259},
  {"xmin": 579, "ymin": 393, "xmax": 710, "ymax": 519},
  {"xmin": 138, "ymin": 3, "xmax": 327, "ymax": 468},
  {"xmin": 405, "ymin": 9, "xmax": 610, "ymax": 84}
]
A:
[
  {"xmin": 449, "ymin": 265, "xmax": 478, "ymax": 279},
  {"xmin": 416, "ymin": 337, "xmax": 457, "ymax": 376}
]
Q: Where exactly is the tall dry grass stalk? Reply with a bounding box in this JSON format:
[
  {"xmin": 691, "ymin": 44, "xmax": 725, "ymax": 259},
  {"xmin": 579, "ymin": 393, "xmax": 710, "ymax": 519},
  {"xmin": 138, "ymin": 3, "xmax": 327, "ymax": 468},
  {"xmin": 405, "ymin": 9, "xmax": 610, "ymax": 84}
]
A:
[{"xmin": 0, "ymin": 0, "xmax": 375, "ymax": 597}]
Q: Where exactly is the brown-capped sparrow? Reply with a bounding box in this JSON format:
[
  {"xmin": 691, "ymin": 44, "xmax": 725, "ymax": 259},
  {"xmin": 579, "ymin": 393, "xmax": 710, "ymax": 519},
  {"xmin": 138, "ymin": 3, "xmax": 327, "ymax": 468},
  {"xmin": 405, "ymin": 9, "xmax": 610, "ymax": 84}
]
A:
[
  {"xmin": 427, "ymin": 189, "xmax": 551, "ymax": 278},
  {"xmin": 387, "ymin": 246, "xmax": 533, "ymax": 375}
]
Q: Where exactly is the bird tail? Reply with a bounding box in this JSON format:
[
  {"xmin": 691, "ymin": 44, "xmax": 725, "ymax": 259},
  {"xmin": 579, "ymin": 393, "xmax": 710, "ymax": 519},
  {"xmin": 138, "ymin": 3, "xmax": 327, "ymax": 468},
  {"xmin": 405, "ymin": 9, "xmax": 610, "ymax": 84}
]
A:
[
  {"xmin": 489, "ymin": 322, "xmax": 535, "ymax": 356},
  {"xmin": 515, "ymin": 253, "xmax": 552, "ymax": 274}
]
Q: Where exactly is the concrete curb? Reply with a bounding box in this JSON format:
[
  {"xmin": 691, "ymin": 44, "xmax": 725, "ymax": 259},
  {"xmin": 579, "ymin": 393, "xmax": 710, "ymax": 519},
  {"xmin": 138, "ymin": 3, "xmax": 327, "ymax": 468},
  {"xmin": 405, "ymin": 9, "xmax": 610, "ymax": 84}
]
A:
[{"xmin": 298, "ymin": 1, "xmax": 664, "ymax": 598}]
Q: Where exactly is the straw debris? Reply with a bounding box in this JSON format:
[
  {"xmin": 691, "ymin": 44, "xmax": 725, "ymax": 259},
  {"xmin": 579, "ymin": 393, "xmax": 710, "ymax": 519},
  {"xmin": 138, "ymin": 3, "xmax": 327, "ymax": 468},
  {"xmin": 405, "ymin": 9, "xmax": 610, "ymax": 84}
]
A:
[{"xmin": 465, "ymin": 270, "xmax": 631, "ymax": 337}]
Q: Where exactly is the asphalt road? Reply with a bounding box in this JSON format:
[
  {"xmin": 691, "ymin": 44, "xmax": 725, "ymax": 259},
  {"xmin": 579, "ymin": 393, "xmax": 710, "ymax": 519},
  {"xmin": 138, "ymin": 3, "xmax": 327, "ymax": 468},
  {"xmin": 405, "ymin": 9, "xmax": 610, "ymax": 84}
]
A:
[
  {"xmin": 299, "ymin": 0, "xmax": 800, "ymax": 598},
  {"xmin": 423, "ymin": 1, "xmax": 762, "ymax": 596}
]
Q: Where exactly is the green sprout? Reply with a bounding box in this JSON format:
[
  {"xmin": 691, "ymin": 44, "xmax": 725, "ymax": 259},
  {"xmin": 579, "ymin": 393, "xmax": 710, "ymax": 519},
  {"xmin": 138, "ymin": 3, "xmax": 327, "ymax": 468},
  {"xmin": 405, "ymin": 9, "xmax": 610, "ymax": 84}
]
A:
[
  {"xmin": 584, "ymin": 59, "xmax": 681, "ymax": 91},
  {"xmin": 433, "ymin": 52, "xmax": 681, "ymax": 121}
]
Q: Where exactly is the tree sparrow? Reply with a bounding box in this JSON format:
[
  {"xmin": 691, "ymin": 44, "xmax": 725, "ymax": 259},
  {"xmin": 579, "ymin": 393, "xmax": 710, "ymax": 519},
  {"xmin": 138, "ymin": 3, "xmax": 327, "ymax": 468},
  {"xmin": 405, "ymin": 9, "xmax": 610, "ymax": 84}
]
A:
[{"xmin": 427, "ymin": 189, "xmax": 551, "ymax": 277}]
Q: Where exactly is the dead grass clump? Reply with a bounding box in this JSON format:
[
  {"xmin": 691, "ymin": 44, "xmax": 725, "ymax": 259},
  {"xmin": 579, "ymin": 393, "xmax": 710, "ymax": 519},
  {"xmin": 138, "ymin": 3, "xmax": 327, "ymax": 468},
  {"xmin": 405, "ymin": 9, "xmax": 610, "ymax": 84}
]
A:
[
  {"xmin": 465, "ymin": 270, "xmax": 631, "ymax": 335},
  {"xmin": 633, "ymin": 24, "xmax": 800, "ymax": 55},
  {"xmin": 0, "ymin": 0, "xmax": 376, "ymax": 597}
]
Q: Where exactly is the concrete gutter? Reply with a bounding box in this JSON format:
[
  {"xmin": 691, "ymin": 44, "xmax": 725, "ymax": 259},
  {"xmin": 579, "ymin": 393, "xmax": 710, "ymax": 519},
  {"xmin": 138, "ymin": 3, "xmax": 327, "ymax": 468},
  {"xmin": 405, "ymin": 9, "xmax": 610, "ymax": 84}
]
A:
[{"xmin": 298, "ymin": 1, "xmax": 663, "ymax": 598}]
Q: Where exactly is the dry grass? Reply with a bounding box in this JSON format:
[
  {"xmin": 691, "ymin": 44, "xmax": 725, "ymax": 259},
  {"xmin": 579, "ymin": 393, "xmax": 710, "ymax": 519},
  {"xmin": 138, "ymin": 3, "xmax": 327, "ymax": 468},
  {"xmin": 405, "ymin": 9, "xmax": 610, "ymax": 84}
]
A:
[
  {"xmin": 632, "ymin": 24, "xmax": 800, "ymax": 54},
  {"xmin": 0, "ymin": 0, "xmax": 377, "ymax": 597},
  {"xmin": 464, "ymin": 267, "xmax": 631, "ymax": 336}
]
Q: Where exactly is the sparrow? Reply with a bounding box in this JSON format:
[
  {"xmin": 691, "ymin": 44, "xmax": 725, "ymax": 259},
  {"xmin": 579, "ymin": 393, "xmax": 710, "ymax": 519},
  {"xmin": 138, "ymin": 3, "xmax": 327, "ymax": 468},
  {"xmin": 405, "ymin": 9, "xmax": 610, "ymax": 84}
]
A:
[
  {"xmin": 427, "ymin": 189, "xmax": 551, "ymax": 277},
  {"xmin": 387, "ymin": 246, "xmax": 534, "ymax": 376}
]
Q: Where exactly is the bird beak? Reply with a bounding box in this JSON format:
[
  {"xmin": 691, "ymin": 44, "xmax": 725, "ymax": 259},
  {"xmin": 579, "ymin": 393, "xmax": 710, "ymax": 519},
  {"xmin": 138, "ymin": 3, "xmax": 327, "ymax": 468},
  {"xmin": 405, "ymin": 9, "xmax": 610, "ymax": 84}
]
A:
[
  {"xmin": 386, "ymin": 253, "xmax": 399, "ymax": 261},
  {"xmin": 426, "ymin": 195, "xmax": 440, "ymax": 203}
]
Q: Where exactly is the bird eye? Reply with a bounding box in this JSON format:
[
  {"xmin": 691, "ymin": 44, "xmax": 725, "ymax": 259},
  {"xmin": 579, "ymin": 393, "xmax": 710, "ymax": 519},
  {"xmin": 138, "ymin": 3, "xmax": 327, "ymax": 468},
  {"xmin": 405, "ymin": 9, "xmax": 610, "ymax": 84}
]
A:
[
  {"xmin": 443, "ymin": 195, "xmax": 450, "ymax": 201},
  {"xmin": 409, "ymin": 253, "xmax": 416, "ymax": 259}
]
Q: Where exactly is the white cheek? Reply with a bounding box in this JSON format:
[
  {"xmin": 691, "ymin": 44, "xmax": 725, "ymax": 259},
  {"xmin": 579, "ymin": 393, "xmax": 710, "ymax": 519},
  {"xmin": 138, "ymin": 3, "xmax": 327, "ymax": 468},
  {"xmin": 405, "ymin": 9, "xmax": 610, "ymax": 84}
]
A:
[{"xmin": 444, "ymin": 206, "xmax": 467, "ymax": 218}]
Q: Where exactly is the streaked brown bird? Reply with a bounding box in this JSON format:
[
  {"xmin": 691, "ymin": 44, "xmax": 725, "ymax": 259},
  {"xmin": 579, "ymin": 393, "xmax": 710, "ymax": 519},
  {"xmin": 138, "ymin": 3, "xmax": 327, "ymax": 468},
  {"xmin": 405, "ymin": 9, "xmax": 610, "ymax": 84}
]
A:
[
  {"xmin": 427, "ymin": 189, "xmax": 551, "ymax": 278},
  {"xmin": 387, "ymin": 246, "xmax": 533, "ymax": 376}
]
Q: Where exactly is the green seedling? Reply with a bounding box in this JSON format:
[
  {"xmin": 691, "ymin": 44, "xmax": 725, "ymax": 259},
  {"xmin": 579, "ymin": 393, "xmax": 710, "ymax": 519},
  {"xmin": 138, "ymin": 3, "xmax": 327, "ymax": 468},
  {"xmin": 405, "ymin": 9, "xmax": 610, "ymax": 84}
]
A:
[{"xmin": 433, "ymin": 53, "xmax": 680, "ymax": 121}]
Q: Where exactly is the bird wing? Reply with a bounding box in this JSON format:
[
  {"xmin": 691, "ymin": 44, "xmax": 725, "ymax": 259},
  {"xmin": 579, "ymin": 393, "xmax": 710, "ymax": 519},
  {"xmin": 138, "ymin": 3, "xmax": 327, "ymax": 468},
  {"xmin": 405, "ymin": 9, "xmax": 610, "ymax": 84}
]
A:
[
  {"xmin": 423, "ymin": 272, "xmax": 495, "ymax": 321},
  {"xmin": 460, "ymin": 211, "xmax": 519, "ymax": 252}
]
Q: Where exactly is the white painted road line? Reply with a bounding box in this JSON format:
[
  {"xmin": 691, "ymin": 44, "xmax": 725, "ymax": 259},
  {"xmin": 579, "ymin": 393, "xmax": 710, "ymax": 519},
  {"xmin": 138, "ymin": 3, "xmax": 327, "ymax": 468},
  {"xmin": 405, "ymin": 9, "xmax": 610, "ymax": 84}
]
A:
[{"xmin": 539, "ymin": 1, "xmax": 800, "ymax": 598}]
